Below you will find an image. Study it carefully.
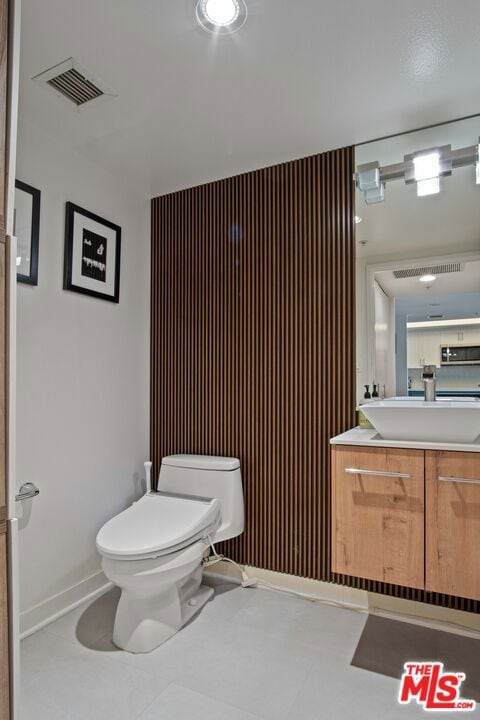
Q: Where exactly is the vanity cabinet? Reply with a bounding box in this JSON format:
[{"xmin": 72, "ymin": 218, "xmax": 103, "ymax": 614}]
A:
[
  {"xmin": 332, "ymin": 444, "xmax": 480, "ymax": 599},
  {"xmin": 426, "ymin": 451, "xmax": 480, "ymax": 601},
  {"xmin": 332, "ymin": 446, "xmax": 425, "ymax": 588}
]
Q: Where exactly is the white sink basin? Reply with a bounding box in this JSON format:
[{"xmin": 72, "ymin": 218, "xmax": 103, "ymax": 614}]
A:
[{"xmin": 359, "ymin": 399, "xmax": 480, "ymax": 443}]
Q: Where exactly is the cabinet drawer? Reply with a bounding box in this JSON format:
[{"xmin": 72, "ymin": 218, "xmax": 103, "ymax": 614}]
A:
[
  {"xmin": 332, "ymin": 446, "xmax": 425, "ymax": 588},
  {"xmin": 426, "ymin": 451, "xmax": 480, "ymax": 601}
]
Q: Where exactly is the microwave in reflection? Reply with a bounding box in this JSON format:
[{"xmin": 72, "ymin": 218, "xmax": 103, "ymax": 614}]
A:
[{"xmin": 441, "ymin": 345, "xmax": 480, "ymax": 365}]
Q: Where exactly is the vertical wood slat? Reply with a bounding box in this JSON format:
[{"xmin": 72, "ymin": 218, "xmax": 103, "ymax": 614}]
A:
[{"xmin": 151, "ymin": 147, "xmax": 479, "ymax": 614}]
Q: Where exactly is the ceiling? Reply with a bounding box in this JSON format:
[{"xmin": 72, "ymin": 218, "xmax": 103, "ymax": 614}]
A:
[
  {"xmin": 395, "ymin": 291, "xmax": 480, "ymax": 323},
  {"xmin": 18, "ymin": 0, "xmax": 480, "ymax": 198},
  {"xmin": 375, "ymin": 260, "xmax": 480, "ymax": 298}
]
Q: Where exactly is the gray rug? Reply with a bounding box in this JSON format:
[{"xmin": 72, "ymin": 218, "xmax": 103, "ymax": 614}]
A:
[{"xmin": 351, "ymin": 615, "xmax": 480, "ymax": 702}]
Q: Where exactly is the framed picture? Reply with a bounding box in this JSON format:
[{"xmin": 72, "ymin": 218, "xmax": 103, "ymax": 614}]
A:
[
  {"xmin": 63, "ymin": 202, "xmax": 121, "ymax": 303},
  {"xmin": 14, "ymin": 180, "xmax": 40, "ymax": 285}
]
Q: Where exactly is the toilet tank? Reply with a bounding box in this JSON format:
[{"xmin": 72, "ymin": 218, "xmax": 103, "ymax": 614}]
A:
[{"xmin": 158, "ymin": 455, "xmax": 244, "ymax": 543}]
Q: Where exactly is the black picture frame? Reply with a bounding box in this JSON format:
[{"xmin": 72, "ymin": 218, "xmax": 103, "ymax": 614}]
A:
[
  {"xmin": 63, "ymin": 202, "xmax": 121, "ymax": 303},
  {"xmin": 15, "ymin": 180, "xmax": 40, "ymax": 285}
]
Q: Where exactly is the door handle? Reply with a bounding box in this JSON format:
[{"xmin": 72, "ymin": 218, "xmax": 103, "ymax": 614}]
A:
[
  {"xmin": 438, "ymin": 476, "xmax": 480, "ymax": 486},
  {"xmin": 15, "ymin": 482, "xmax": 40, "ymax": 501}
]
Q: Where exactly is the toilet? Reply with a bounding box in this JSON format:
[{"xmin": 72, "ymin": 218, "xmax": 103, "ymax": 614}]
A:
[{"xmin": 96, "ymin": 454, "xmax": 244, "ymax": 653}]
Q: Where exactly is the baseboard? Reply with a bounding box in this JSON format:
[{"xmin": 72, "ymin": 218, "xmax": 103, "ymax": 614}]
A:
[
  {"xmin": 20, "ymin": 571, "xmax": 113, "ymax": 639},
  {"xmin": 205, "ymin": 562, "xmax": 480, "ymax": 639}
]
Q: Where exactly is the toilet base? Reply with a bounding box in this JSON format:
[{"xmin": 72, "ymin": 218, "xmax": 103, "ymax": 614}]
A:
[{"xmin": 112, "ymin": 580, "xmax": 214, "ymax": 654}]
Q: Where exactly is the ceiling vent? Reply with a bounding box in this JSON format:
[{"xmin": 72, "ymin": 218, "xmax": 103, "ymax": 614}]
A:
[
  {"xmin": 32, "ymin": 58, "xmax": 116, "ymax": 109},
  {"xmin": 392, "ymin": 263, "xmax": 464, "ymax": 280}
]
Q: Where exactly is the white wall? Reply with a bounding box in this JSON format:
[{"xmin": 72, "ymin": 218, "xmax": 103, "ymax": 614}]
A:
[{"xmin": 16, "ymin": 118, "xmax": 150, "ymax": 632}]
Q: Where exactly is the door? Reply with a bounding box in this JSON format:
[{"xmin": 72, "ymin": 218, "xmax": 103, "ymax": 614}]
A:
[
  {"xmin": 332, "ymin": 445, "xmax": 425, "ymax": 588},
  {"xmin": 0, "ymin": 0, "xmax": 10, "ymax": 716},
  {"xmin": 426, "ymin": 451, "xmax": 480, "ymax": 600},
  {"xmin": 407, "ymin": 330, "xmax": 423, "ymax": 369}
]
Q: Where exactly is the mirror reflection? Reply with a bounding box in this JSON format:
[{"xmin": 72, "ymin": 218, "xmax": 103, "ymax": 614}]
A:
[{"xmin": 356, "ymin": 116, "xmax": 480, "ymax": 403}]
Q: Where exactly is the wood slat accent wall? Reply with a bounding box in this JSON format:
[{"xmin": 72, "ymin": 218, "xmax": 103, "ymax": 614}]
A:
[
  {"xmin": 151, "ymin": 148, "xmax": 356, "ymax": 580},
  {"xmin": 151, "ymin": 147, "xmax": 479, "ymax": 613}
]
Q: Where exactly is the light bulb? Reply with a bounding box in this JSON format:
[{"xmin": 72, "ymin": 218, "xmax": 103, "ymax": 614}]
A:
[
  {"xmin": 200, "ymin": 0, "xmax": 239, "ymax": 26},
  {"xmin": 417, "ymin": 177, "xmax": 440, "ymax": 197},
  {"xmin": 413, "ymin": 152, "xmax": 440, "ymax": 182},
  {"xmin": 196, "ymin": 0, "xmax": 247, "ymax": 34}
]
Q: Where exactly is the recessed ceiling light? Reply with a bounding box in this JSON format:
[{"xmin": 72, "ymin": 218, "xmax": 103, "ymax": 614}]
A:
[
  {"xmin": 419, "ymin": 274, "xmax": 437, "ymax": 283},
  {"xmin": 354, "ymin": 215, "xmax": 362, "ymax": 224},
  {"xmin": 196, "ymin": 0, "xmax": 247, "ymax": 34}
]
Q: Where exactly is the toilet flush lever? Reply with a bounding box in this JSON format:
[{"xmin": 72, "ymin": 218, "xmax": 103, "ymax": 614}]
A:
[{"xmin": 16, "ymin": 482, "xmax": 40, "ymax": 501}]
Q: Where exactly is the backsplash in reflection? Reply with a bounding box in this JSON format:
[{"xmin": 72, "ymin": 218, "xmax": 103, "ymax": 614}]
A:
[{"xmin": 408, "ymin": 365, "xmax": 480, "ymax": 392}]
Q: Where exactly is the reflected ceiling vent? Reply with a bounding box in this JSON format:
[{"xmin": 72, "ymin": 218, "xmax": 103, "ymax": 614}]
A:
[
  {"xmin": 32, "ymin": 58, "xmax": 116, "ymax": 109},
  {"xmin": 392, "ymin": 263, "xmax": 463, "ymax": 280}
]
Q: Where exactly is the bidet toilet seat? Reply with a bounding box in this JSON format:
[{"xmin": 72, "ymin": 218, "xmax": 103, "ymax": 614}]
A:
[
  {"xmin": 96, "ymin": 453, "xmax": 243, "ymax": 653},
  {"xmin": 96, "ymin": 492, "xmax": 221, "ymax": 561}
]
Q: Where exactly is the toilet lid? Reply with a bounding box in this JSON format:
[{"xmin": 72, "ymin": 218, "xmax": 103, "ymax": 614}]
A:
[{"xmin": 96, "ymin": 493, "xmax": 221, "ymax": 560}]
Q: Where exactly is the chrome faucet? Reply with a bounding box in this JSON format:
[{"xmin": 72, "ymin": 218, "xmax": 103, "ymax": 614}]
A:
[{"xmin": 422, "ymin": 365, "xmax": 437, "ymax": 402}]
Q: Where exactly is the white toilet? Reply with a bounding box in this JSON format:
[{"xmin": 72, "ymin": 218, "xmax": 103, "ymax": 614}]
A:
[{"xmin": 96, "ymin": 454, "xmax": 244, "ymax": 653}]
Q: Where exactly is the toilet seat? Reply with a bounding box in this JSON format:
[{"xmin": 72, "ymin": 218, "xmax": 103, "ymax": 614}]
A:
[{"xmin": 96, "ymin": 493, "xmax": 221, "ymax": 561}]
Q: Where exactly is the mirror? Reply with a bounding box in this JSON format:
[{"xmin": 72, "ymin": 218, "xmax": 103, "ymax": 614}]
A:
[{"xmin": 355, "ymin": 116, "xmax": 480, "ymax": 403}]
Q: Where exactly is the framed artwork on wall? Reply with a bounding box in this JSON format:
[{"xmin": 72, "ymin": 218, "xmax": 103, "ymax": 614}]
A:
[
  {"xmin": 14, "ymin": 180, "xmax": 41, "ymax": 285},
  {"xmin": 63, "ymin": 202, "xmax": 121, "ymax": 303}
]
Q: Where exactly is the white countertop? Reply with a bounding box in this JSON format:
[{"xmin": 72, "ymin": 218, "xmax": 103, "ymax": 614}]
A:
[{"xmin": 330, "ymin": 427, "xmax": 480, "ymax": 453}]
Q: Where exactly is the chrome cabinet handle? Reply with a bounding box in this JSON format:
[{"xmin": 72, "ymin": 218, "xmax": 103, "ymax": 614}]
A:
[
  {"xmin": 16, "ymin": 482, "xmax": 40, "ymax": 501},
  {"xmin": 345, "ymin": 468, "xmax": 411, "ymax": 479},
  {"xmin": 438, "ymin": 476, "xmax": 480, "ymax": 486}
]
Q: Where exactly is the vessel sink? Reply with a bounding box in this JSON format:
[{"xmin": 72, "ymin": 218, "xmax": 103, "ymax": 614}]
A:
[{"xmin": 359, "ymin": 399, "xmax": 480, "ymax": 443}]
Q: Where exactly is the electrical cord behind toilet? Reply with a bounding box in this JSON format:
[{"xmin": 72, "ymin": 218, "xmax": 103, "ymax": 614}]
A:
[{"xmin": 204, "ymin": 535, "xmax": 258, "ymax": 588}]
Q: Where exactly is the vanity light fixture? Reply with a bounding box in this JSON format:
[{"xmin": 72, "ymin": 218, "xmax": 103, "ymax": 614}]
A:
[
  {"xmin": 413, "ymin": 151, "xmax": 440, "ymax": 182},
  {"xmin": 419, "ymin": 274, "xmax": 437, "ymax": 283},
  {"xmin": 412, "ymin": 151, "xmax": 441, "ymax": 196},
  {"xmin": 416, "ymin": 177, "xmax": 440, "ymax": 197},
  {"xmin": 196, "ymin": 0, "xmax": 247, "ymax": 34},
  {"xmin": 356, "ymin": 139, "xmax": 480, "ymax": 204},
  {"xmin": 404, "ymin": 146, "xmax": 451, "ymax": 198},
  {"xmin": 355, "ymin": 162, "xmax": 385, "ymax": 205}
]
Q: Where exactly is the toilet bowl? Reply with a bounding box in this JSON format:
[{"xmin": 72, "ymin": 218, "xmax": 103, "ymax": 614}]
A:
[{"xmin": 96, "ymin": 454, "xmax": 244, "ymax": 653}]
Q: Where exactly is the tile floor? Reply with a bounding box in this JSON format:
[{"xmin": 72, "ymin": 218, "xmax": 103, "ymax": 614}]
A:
[{"xmin": 21, "ymin": 577, "xmax": 466, "ymax": 719}]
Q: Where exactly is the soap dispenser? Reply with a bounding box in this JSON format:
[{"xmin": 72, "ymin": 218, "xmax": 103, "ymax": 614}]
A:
[{"xmin": 364, "ymin": 385, "xmax": 371, "ymax": 399}]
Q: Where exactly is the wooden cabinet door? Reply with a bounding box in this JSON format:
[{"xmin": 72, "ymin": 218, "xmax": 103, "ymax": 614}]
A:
[
  {"xmin": 332, "ymin": 445, "xmax": 425, "ymax": 588},
  {"xmin": 426, "ymin": 451, "xmax": 480, "ymax": 601}
]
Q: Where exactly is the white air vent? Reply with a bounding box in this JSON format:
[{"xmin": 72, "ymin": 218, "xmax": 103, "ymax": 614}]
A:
[
  {"xmin": 33, "ymin": 58, "xmax": 116, "ymax": 109},
  {"xmin": 392, "ymin": 263, "xmax": 463, "ymax": 280}
]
